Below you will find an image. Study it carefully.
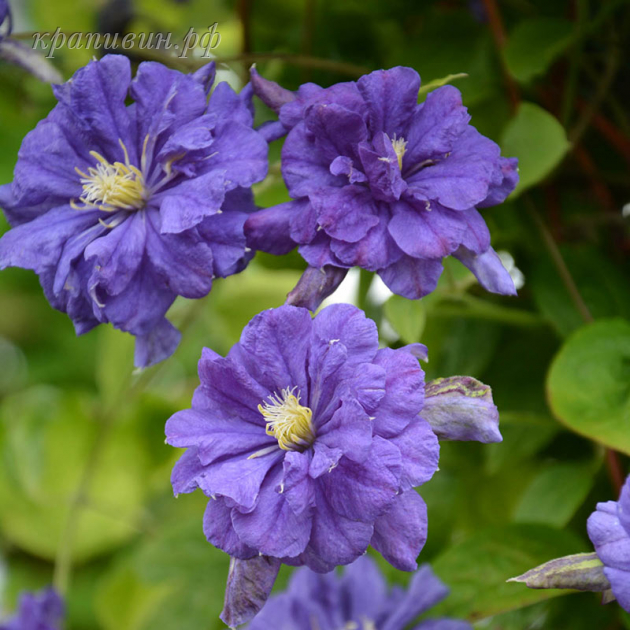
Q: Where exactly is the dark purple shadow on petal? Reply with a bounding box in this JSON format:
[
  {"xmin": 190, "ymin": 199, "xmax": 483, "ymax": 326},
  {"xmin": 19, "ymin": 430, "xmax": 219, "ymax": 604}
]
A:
[{"xmin": 220, "ymin": 555, "xmax": 282, "ymax": 628}]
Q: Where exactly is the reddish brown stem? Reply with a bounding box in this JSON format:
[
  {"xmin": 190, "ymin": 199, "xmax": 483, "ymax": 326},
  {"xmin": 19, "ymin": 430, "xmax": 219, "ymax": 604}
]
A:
[
  {"xmin": 606, "ymin": 449, "xmax": 625, "ymax": 496},
  {"xmin": 480, "ymin": 0, "xmax": 520, "ymax": 111}
]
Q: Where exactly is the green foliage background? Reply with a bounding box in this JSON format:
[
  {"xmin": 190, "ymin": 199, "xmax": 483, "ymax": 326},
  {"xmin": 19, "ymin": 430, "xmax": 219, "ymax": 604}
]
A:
[{"xmin": 0, "ymin": 0, "xmax": 629, "ymax": 628}]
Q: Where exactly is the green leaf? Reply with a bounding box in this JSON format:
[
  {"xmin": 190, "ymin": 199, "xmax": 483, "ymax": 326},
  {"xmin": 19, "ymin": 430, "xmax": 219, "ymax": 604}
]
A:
[
  {"xmin": 531, "ymin": 246, "xmax": 630, "ymax": 338},
  {"xmin": 96, "ymin": 517, "xmax": 230, "ymax": 630},
  {"xmin": 0, "ymin": 386, "xmax": 150, "ymax": 561},
  {"xmin": 514, "ymin": 462, "xmax": 597, "ymax": 528},
  {"xmin": 500, "ymin": 102, "xmax": 570, "ymax": 196},
  {"xmin": 547, "ymin": 319, "xmax": 630, "ymax": 454},
  {"xmin": 431, "ymin": 524, "xmax": 586, "ymax": 620},
  {"xmin": 484, "ymin": 412, "xmax": 560, "ymax": 475},
  {"xmin": 383, "ymin": 295, "xmax": 426, "ymax": 343},
  {"xmin": 504, "ymin": 19, "xmax": 574, "ymax": 83}
]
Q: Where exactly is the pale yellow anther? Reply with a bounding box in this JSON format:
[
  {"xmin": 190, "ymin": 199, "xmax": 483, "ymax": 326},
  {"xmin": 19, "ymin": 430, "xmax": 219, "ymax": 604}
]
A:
[
  {"xmin": 73, "ymin": 139, "xmax": 147, "ymax": 214},
  {"xmin": 391, "ymin": 135, "xmax": 407, "ymax": 170},
  {"xmin": 258, "ymin": 387, "xmax": 315, "ymax": 452}
]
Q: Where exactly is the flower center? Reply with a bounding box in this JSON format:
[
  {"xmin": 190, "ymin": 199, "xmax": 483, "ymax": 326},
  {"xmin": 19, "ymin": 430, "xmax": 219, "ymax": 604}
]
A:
[
  {"xmin": 391, "ymin": 135, "xmax": 407, "ymax": 170},
  {"xmin": 258, "ymin": 387, "xmax": 315, "ymax": 451},
  {"xmin": 72, "ymin": 139, "xmax": 147, "ymax": 214}
]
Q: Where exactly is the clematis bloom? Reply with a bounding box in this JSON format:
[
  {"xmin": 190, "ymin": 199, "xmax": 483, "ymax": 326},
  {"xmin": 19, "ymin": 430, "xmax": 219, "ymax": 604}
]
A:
[
  {"xmin": 0, "ymin": 588, "xmax": 64, "ymax": 630},
  {"xmin": 587, "ymin": 475, "xmax": 630, "ymax": 611},
  {"xmin": 246, "ymin": 66, "xmax": 518, "ymax": 301},
  {"xmin": 248, "ymin": 555, "xmax": 472, "ymax": 630},
  {"xmin": 0, "ymin": 54, "xmax": 268, "ymax": 367},
  {"xmin": 166, "ymin": 303, "xmax": 438, "ymax": 574}
]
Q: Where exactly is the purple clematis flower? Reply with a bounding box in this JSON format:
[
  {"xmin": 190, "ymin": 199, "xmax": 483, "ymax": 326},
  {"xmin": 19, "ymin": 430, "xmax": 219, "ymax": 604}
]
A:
[
  {"xmin": 166, "ymin": 303, "xmax": 440, "ymax": 620},
  {"xmin": 0, "ymin": 588, "xmax": 64, "ymax": 630},
  {"xmin": 0, "ymin": 54, "xmax": 268, "ymax": 367},
  {"xmin": 246, "ymin": 66, "xmax": 518, "ymax": 301},
  {"xmin": 0, "ymin": 0, "xmax": 62, "ymax": 83},
  {"xmin": 249, "ymin": 555, "xmax": 471, "ymax": 630},
  {"xmin": 587, "ymin": 475, "xmax": 630, "ymax": 612}
]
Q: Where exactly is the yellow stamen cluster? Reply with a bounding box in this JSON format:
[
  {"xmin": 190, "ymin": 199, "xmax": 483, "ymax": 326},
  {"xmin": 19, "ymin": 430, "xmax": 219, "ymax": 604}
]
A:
[
  {"xmin": 258, "ymin": 387, "xmax": 315, "ymax": 451},
  {"xmin": 72, "ymin": 139, "xmax": 146, "ymax": 214},
  {"xmin": 391, "ymin": 135, "xmax": 408, "ymax": 170}
]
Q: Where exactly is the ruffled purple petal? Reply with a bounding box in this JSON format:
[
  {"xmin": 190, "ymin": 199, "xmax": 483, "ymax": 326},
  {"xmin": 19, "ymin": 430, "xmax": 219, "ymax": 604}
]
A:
[
  {"xmin": 371, "ymin": 490, "xmax": 428, "ymax": 573},
  {"xmin": 403, "ymin": 86, "xmax": 471, "ymax": 171},
  {"xmin": 245, "ymin": 200, "xmax": 303, "ymax": 255},
  {"xmin": 388, "ymin": 201, "xmax": 464, "ymax": 260},
  {"xmin": 372, "ymin": 347, "xmax": 425, "ymax": 438},
  {"xmin": 378, "ymin": 255, "xmax": 444, "ymax": 299},
  {"xmin": 406, "ymin": 127, "xmax": 500, "ymax": 211},
  {"xmin": 282, "ymin": 122, "xmax": 343, "ymax": 198},
  {"xmin": 232, "ymin": 465, "xmax": 312, "ymax": 557},
  {"xmin": 319, "ymin": 436, "xmax": 402, "ymax": 522},
  {"xmin": 134, "ymin": 316, "xmax": 181, "ymax": 367},
  {"xmin": 356, "ymin": 66, "xmax": 421, "ymax": 138},
  {"xmin": 313, "ymin": 185, "xmax": 379, "ymax": 243},
  {"xmin": 203, "ymin": 497, "xmax": 258, "ymax": 559}
]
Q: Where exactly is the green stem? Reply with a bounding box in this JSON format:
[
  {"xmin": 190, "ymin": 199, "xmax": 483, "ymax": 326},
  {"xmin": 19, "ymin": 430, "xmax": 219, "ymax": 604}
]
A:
[
  {"xmin": 433, "ymin": 294, "xmax": 545, "ymax": 328},
  {"xmin": 525, "ymin": 197, "xmax": 593, "ymax": 324}
]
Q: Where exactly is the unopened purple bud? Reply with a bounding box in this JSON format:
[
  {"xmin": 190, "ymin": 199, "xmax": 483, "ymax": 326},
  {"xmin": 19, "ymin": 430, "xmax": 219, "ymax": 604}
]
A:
[
  {"xmin": 250, "ymin": 66, "xmax": 295, "ymax": 113},
  {"xmin": 220, "ymin": 556, "xmax": 282, "ymax": 628},
  {"xmin": 286, "ymin": 265, "xmax": 348, "ymax": 311},
  {"xmin": 423, "ymin": 376, "xmax": 501, "ymax": 443},
  {"xmin": 509, "ymin": 552, "xmax": 610, "ymax": 593}
]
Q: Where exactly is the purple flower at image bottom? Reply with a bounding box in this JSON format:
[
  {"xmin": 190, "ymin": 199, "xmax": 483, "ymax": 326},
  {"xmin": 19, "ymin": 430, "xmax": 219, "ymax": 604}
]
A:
[
  {"xmin": 0, "ymin": 54, "xmax": 268, "ymax": 367},
  {"xmin": 246, "ymin": 66, "xmax": 519, "ymax": 301},
  {"xmin": 587, "ymin": 474, "xmax": 630, "ymax": 612},
  {"xmin": 0, "ymin": 588, "xmax": 64, "ymax": 630},
  {"xmin": 248, "ymin": 555, "xmax": 471, "ymax": 630}
]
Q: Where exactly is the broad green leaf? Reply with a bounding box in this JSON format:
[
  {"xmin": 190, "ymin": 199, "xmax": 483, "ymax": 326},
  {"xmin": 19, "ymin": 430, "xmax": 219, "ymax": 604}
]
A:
[
  {"xmin": 531, "ymin": 246, "xmax": 630, "ymax": 338},
  {"xmin": 421, "ymin": 316, "xmax": 501, "ymax": 380},
  {"xmin": 485, "ymin": 412, "xmax": 560, "ymax": 475},
  {"xmin": 383, "ymin": 295, "xmax": 426, "ymax": 343},
  {"xmin": 96, "ymin": 566, "xmax": 171, "ymax": 630},
  {"xmin": 95, "ymin": 325, "xmax": 135, "ymax": 404},
  {"xmin": 0, "ymin": 387, "xmax": 150, "ymax": 561},
  {"xmin": 547, "ymin": 319, "xmax": 630, "ymax": 454},
  {"xmin": 500, "ymin": 102, "xmax": 570, "ymax": 196},
  {"xmin": 96, "ymin": 517, "xmax": 230, "ymax": 630},
  {"xmin": 431, "ymin": 524, "xmax": 586, "ymax": 620},
  {"xmin": 505, "ymin": 18, "xmax": 574, "ymax": 83},
  {"xmin": 514, "ymin": 462, "xmax": 597, "ymax": 528}
]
